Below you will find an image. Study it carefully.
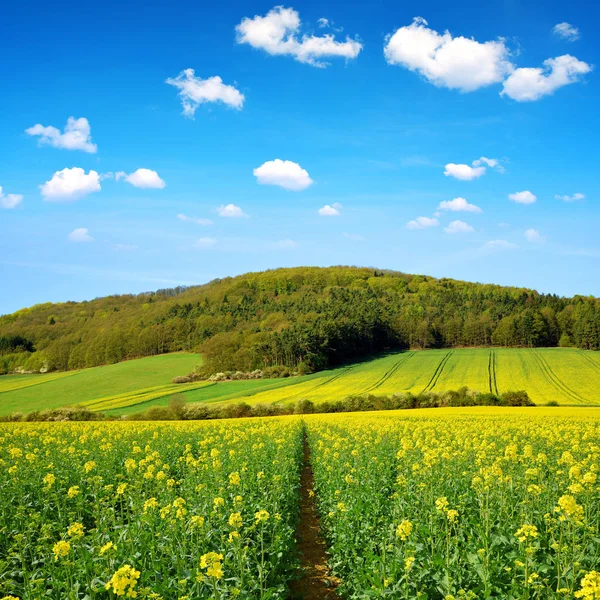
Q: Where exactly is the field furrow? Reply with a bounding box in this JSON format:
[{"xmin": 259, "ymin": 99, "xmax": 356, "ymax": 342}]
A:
[{"xmin": 532, "ymin": 349, "xmax": 588, "ymax": 404}]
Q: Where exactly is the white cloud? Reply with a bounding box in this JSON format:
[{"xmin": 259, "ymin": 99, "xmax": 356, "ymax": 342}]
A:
[
  {"xmin": 195, "ymin": 237, "xmax": 217, "ymax": 248},
  {"xmin": 253, "ymin": 159, "xmax": 313, "ymax": 191},
  {"xmin": 318, "ymin": 202, "xmax": 342, "ymax": 216},
  {"xmin": 472, "ymin": 156, "xmax": 505, "ymax": 172},
  {"xmin": 482, "ymin": 239, "xmax": 518, "ymax": 251},
  {"xmin": 116, "ymin": 169, "xmax": 166, "ymax": 189},
  {"xmin": 217, "ymin": 204, "xmax": 248, "ymax": 218},
  {"xmin": 40, "ymin": 168, "xmax": 101, "ymax": 202},
  {"xmin": 166, "ymin": 69, "xmax": 245, "ymax": 117},
  {"xmin": 444, "ymin": 220, "xmax": 474, "ymax": 234},
  {"xmin": 406, "ymin": 216, "xmax": 439, "ymax": 230},
  {"xmin": 384, "ymin": 17, "xmax": 513, "ymax": 92},
  {"xmin": 509, "ymin": 190, "xmax": 537, "ymax": 204},
  {"xmin": 501, "ymin": 54, "xmax": 592, "ymax": 101},
  {"xmin": 444, "ymin": 163, "xmax": 486, "ymax": 180},
  {"xmin": 438, "ymin": 197, "xmax": 482, "ymax": 213},
  {"xmin": 444, "ymin": 156, "xmax": 503, "ymax": 180},
  {"xmin": 25, "ymin": 117, "xmax": 97, "ymax": 153},
  {"xmin": 555, "ymin": 192, "xmax": 584, "ymax": 202},
  {"xmin": 0, "ymin": 186, "xmax": 23, "ymax": 209},
  {"xmin": 525, "ymin": 228, "xmax": 545, "ymax": 243},
  {"xmin": 552, "ymin": 22, "xmax": 580, "ymax": 42},
  {"xmin": 235, "ymin": 6, "xmax": 362, "ymax": 67},
  {"xmin": 177, "ymin": 213, "xmax": 213, "ymax": 225},
  {"xmin": 68, "ymin": 228, "xmax": 94, "ymax": 243},
  {"xmin": 317, "ymin": 18, "xmax": 329, "ymax": 28}
]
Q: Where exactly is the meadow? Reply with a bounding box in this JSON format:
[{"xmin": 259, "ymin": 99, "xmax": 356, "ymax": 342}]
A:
[
  {"xmin": 1, "ymin": 407, "xmax": 599, "ymax": 599},
  {"xmin": 1, "ymin": 348, "xmax": 599, "ymax": 417}
]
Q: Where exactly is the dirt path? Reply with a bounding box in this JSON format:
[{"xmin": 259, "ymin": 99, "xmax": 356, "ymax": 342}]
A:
[{"xmin": 289, "ymin": 432, "xmax": 341, "ymax": 600}]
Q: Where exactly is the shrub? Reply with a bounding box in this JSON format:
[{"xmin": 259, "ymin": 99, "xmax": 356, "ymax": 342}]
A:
[
  {"xmin": 294, "ymin": 399, "xmax": 315, "ymax": 414},
  {"xmin": 168, "ymin": 394, "xmax": 187, "ymax": 419},
  {"xmin": 500, "ymin": 390, "xmax": 534, "ymax": 406}
]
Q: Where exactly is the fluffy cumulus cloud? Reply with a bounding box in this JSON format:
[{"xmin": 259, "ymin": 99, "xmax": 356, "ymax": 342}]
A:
[
  {"xmin": 166, "ymin": 69, "xmax": 245, "ymax": 117},
  {"xmin": 525, "ymin": 228, "xmax": 545, "ymax": 243},
  {"xmin": 444, "ymin": 220, "xmax": 474, "ymax": 234},
  {"xmin": 0, "ymin": 186, "xmax": 23, "ymax": 209},
  {"xmin": 552, "ymin": 22, "xmax": 580, "ymax": 42},
  {"xmin": 384, "ymin": 17, "xmax": 513, "ymax": 92},
  {"xmin": 501, "ymin": 55, "xmax": 592, "ymax": 101},
  {"xmin": 67, "ymin": 228, "xmax": 94, "ymax": 243},
  {"xmin": 25, "ymin": 117, "xmax": 97, "ymax": 153},
  {"xmin": 253, "ymin": 159, "xmax": 313, "ymax": 191},
  {"xmin": 444, "ymin": 156, "xmax": 503, "ymax": 180},
  {"xmin": 443, "ymin": 163, "xmax": 485, "ymax": 180},
  {"xmin": 177, "ymin": 214, "xmax": 213, "ymax": 225},
  {"xmin": 438, "ymin": 197, "xmax": 482, "ymax": 213},
  {"xmin": 555, "ymin": 192, "xmax": 585, "ymax": 202},
  {"xmin": 509, "ymin": 190, "xmax": 537, "ymax": 205},
  {"xmin": 40, "ymin": 168, "xmax": 101, "ymax": 202},
  {"xmin": 318, "ymin": 202, "xmax": 342, "ymax": 216},
  {"xmin": 235, "ymin": 6, "xmax": 362, "ymax": 67},
  {"xmin": 217, "ymin": 204, "xmax": 248, "ymax": 218},
  {"xmin": 406, "ymin": 216, "xmax": 439, "ymax": 230},
  {"xmin": 482, "ymin": 239, "xmax": 518, "ymax": 251},
  {"xmin": 116, "ymin": 169, "xmax": 166, "ymax": 189}
]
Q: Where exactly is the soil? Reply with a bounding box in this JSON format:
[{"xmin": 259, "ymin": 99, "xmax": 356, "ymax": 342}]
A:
[{"xmin": 289, "ymin": 433, "xmax": 341, "ymax": 600}]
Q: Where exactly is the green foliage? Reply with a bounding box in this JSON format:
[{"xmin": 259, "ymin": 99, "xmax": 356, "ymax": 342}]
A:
[
  {"xmin": 0, "ymin": 387, "xmax": 535, "ymax": 422},
  {"xmin": 0, "ymin": 267, "xmax": 598, "ymax": 375}
]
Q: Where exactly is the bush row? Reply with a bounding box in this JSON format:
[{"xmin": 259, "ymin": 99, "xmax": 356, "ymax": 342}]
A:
[{"xmin": 0, "ymin": 387, "xmax": 534, "ymax": 422}]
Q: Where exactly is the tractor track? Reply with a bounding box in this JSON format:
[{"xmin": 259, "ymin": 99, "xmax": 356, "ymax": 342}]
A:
[
  {"xmin": 488, "ymin": 349, "xmax": 499, "ymax": 395},
  {"xmin": 532, "ymin": 349, "xmax": 588, "ymax": 404},
  {"xmin": 363, "ymin": 352, "xmax": 414, "ymax": 393},
  {"xmin": 423, "ymin": 351, "xmax": 453, "ymax": 393}
]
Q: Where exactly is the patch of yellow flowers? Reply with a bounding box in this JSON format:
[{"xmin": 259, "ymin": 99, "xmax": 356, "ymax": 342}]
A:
[
  {"xmin": 0, "ymin": 418, "xmax": 303, "ymax": 599},
  {"xmin": 306, "ymin": 411, "xmax": 600, "ymax": 598}
]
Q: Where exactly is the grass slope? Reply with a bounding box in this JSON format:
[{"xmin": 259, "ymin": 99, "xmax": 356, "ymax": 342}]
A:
[
  {"xmin": 0, "ymin": 348, "xmax": 599, "ymax": 416},
  {"xmin": 0, "ymin": 353, "xmax": 201, "ymax": 415}
]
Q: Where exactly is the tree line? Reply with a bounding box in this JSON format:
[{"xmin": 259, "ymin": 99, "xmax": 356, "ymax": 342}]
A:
[{"xmin": 0, "ymin": 266, "xmax": 598, "ymax": 375}]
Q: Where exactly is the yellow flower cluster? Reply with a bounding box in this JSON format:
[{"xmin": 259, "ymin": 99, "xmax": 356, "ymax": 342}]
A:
[
  {"xmin": 575, "ymin": 571, "xmax": 600, "ymax": 600},
  {"xmin": 199, "ymin": 552, "xmax": 224, "ymax": 580},
  {"xmin": 106, "ymin": 564, "xmax": 141, "ymax": 597}
]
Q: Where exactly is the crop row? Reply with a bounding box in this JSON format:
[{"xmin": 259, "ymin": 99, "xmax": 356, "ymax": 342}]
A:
[
  {"xmin": 0, "ymin": 419, "xmax": 303, "ymax": 599},
  {"xmin": 2, "ymin": 411, "xmax": 600, "ymax": 599},
  {"xmin": 78, "ymin": 381, "xmax": 215, "ymax": 411},
  {"xmin": 308, "ymin": 411, "xmax": 600, "ymax": 598}
]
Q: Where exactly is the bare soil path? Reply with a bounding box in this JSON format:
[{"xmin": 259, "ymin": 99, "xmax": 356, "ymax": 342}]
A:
[{"xmin": 289, "ymin": 431, "xmax": 341, "ymax": 600}]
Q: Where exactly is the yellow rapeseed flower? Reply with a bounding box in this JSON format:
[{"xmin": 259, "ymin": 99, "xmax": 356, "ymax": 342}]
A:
[{"xmin": 105, "ymin": 564, "xmax": 141, "ymax": 597}]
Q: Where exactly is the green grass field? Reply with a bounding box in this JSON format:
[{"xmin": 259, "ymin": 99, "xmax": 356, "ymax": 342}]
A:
[
  {"xmin": 0, "ymin": 353, "xmax": 201, "ymax": 415},
  {"xmin": 0, "ymin": 348, "xmax": 599, "ymax": 416}
]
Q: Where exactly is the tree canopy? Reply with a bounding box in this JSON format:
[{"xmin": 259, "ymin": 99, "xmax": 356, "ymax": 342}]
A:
[{"xmin": 1, "ymin": 266, "xmax": 598, "ymax": 375}]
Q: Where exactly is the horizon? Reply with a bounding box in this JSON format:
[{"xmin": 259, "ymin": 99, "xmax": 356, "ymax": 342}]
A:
[{"xmin": 1, "ymin": 0, "xmax": 598, "ymax": 315}]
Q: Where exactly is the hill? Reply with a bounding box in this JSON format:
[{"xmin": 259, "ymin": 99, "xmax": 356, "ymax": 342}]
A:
[
  {"xmin": 1, "ymin": 347, "xmax": 599, "ymax": 416},
  {"xmin": 1, "ymin": 266, "xmax": 599, "ymax": 377},
  {"xmin": 0, "ymin": 353, "xmax": 201, "ymax": 415}
]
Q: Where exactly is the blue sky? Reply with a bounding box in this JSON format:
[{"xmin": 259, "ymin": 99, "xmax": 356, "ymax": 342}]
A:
[{"xmin": 0, "ymin": 0, "xmax": 598, "ymax": 314}]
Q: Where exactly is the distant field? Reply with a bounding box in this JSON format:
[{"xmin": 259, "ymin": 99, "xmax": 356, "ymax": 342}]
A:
[
  {"xmin": 0, "ymin": 353, "xmax": 201, "ymax": 415},
  {"xmin": 0, "ymin": 348, "xmax": 599, "ymax": 415}
]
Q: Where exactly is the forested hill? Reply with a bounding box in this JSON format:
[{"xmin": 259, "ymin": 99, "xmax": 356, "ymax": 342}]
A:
[{"xmin": 1, "ymin": 266, "xmax": 599, "ymax": 375}]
